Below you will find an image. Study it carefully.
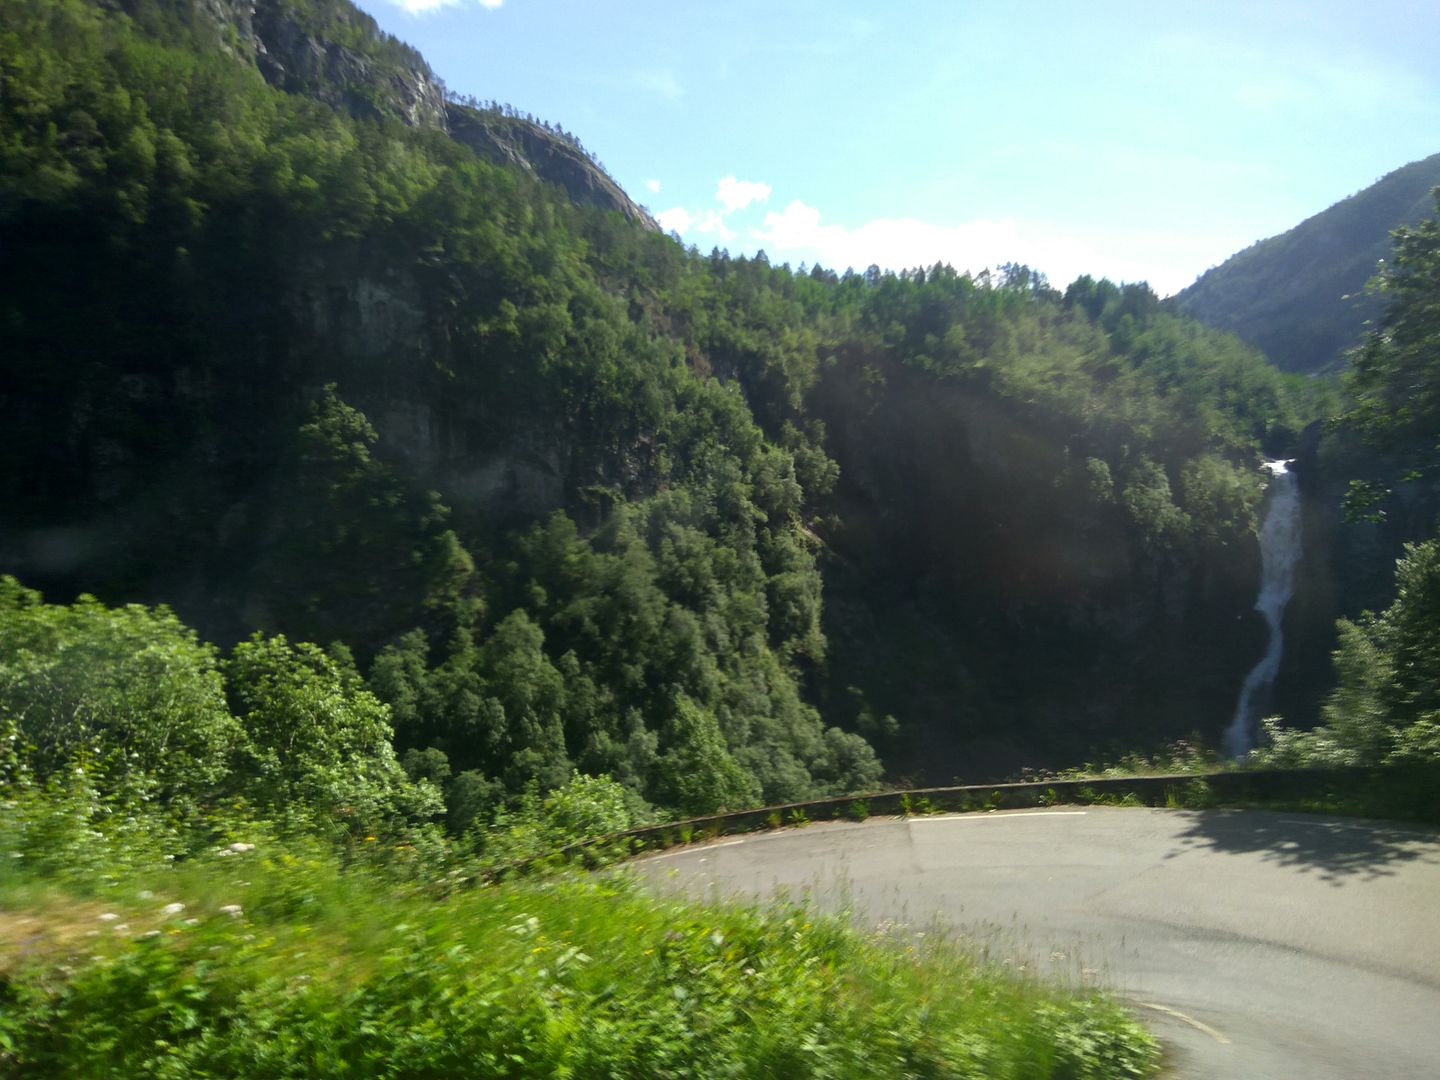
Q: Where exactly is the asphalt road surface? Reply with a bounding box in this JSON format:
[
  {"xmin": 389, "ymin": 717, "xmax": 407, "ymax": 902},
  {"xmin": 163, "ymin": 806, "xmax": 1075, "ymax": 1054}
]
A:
[{"xmin": 633, "ymin": 806, "xmax": 1440, "ymax": 1079}]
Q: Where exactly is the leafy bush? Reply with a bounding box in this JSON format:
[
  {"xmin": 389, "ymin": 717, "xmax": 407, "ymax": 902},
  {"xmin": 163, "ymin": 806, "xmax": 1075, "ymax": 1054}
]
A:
[
  {"xmin": 226, "ymin": 633, "xmax": 443, "ymax": 835},
  {"xmin": 477, "ymin": 771, "xmax": 635, "ymax": 870},
  {"xmin": 1256, "ymin": 534, "xmax": 1440, "ymax": 768},
  {"xmin": 0, "ymin": 577, "xmax": 240, "ymax": 812}
]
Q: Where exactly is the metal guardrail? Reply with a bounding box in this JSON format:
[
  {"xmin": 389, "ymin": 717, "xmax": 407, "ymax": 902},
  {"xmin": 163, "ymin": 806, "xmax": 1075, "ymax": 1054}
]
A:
[{"xmin": 507, "ymin": 763, "xmax": 1437, "ymax": 874}]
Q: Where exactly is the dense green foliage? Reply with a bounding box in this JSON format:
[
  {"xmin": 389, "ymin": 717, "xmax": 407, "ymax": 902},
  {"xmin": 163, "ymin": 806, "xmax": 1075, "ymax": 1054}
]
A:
[
  {"xmin": 0, "ymin": 587, "xmax": 1156, "ymax": 1077},
  {"xmin": 1345, "ymin": 194, "xmax": 1440, "ymax": 470},
  {"xmin": 1257, "ymin": 195, "xmax": 1440, "ymax": 769},
  {"xmin": 1170, "ymin": 153, "xmax": 1440, "ymax": 374},
  {"xmin": 0, "ymin": 577, "xmax": 239, "ymax": 813},
  {"xmin": 1257, "ymin": 534, "xmax": 1440, "ymax": 768},
  {"xmin": 0, "ymin": 578, "xmax": 441, "ymax": 843},
  {"xmin": 0, "ymin": 0, "xmax": 883, "ymax": 807},
  {"xmin": 0, "ymin": 0, "xmax": 1336, "ymax": 796}
]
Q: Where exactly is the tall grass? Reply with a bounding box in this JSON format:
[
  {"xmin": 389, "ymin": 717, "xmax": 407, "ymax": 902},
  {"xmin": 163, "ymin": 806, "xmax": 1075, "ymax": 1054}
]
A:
[{"xmin": 0, "ymin": 840, "xmax": 1159, "ymax": 1078}]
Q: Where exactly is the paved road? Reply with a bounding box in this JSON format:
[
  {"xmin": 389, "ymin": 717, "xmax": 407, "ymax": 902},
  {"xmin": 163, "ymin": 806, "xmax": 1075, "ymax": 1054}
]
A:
[{"xmin": 634, "ymin": 806, "xmax": 1440, "ymax": 1079}]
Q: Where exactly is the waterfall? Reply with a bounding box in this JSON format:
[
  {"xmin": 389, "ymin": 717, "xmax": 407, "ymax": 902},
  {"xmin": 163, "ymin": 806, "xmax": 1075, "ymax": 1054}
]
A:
[{"xmin": 1223, "ymin": 460, "xmax": 1303, "ymax": 758}]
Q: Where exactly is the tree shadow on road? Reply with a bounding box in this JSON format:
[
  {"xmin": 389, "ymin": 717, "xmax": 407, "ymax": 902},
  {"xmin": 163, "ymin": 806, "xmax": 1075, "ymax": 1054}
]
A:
[{"xmin": 1164, "ymin": 810, "xmax": 1440, "ymax": 885}]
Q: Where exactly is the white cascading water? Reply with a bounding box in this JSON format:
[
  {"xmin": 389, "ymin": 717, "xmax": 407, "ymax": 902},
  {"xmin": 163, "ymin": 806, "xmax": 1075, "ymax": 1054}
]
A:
[{"xmin": 1223, "ymin": 460, "xmax": 1303, "ymax": 758}]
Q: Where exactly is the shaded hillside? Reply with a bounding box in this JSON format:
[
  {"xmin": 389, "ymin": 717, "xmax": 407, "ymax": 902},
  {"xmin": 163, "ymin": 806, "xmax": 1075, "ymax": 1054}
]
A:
[
  {"xmin": 1170, "ymin": 152, "xmax": 1440, "ymax": 374},
  {"xmin": 1, "ymin": 0, "xmax": 1338, "ymax": 810}
]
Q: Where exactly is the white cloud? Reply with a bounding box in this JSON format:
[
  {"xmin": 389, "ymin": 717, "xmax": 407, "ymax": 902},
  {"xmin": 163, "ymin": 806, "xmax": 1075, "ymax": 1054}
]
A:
[
  {"xmin": 748, "ymin": 199, "xmax": 1239, "ymax": 297},
  {"xmin": 716, "ymin": 175, "xmax": 772, "ymax": 214},
  {"xmin": 655, "ymin": 206, "xmax": 692, "ymax": 234},
  {"xmin": 645, "ymin": 179, "xmax": 662, "ymax": 194},
  {"xmin": 656, "ymin": 175, "xmax": 768, "ymax": 245},
  {"xmin": 691, "ymin": 209, "xmax": 734, "ymax": 242},
  {"xmin": 656, "ymin": 206, "xmax": 733, "ymax": 242},
  {"xmin": 754, "ymin": 200, "xmax": 1020, "ymax": 276},
  {"xmin": 660, "ymin": 174, "xmax": 1254, "ymax": 295}
]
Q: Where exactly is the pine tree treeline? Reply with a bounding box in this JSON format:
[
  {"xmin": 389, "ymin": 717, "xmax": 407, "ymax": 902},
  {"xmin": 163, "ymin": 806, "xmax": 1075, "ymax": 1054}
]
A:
[
  {"xmin": 443, "ymin": 90, "xmax": 604, "ymax": 168},
  {"xmin": 0, "ymin": 0, "xmax": 1344, "ymax": 812}
]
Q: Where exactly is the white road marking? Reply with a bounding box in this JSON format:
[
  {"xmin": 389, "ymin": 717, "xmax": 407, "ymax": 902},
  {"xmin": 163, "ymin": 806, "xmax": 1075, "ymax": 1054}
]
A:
[
  {"xmin": 640, "ymin": 837, "xmax": 745, "ymax": 861},
  {"xmin": 908, "ymin": 811, "xmax": 1089, "ymax": 823},
  {"xmin": 1133, "ymin": 1001, "xmax": 1232, "ymax": 1044}
]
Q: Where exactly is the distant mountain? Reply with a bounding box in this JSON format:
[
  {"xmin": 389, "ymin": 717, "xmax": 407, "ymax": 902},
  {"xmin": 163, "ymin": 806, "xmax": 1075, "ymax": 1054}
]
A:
[
  {"xmin": 195, "ymin": 0, "xmax": 656, "ymax": 226},
  {"xmin": 1169, "ymin": 152, "xmax": 1440, "ymax": 374}
]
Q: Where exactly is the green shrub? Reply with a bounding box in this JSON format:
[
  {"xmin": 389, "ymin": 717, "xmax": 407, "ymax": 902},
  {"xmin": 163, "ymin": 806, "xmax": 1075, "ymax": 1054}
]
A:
[
  {"xmin": 0, "ymin": 847, "xmax": 1160, "ymax": 1078},
  {"xmin": 0, "ymin": 578, "xmax": 241, "ymax": 814},
  {"xmin": 474, "ymin": 772, "xmax": 635, "ymax": 871},
  {"xmin": 226, "ymin": 633, "xmax": 442, "ymax": 836}
]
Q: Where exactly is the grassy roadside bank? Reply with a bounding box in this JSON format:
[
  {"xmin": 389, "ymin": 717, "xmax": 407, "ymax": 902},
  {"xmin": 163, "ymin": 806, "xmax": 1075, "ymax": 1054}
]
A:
[
  {"xmin": 4, "ymin": 762, "xmax": 1430, "ymax": 1077},
  {"xmin": 0, "ymin": 841, "xmax": 1159, "ymax": 1078}
]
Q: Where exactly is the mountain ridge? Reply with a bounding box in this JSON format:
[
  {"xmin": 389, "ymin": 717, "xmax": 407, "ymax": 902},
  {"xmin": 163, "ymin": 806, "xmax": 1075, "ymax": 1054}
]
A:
[
  {"xmin": 189, "ymin": 0, "xmax": 656, "ymax": 226},
  {"xmin": 1170, "ymin": 151, "xmax": 1440, "ymax": 373}
]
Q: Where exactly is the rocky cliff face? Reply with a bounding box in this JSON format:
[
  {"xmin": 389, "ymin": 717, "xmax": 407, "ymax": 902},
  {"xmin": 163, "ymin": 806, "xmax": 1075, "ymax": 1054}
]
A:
[
  {"xmin": 251, "ymin": 0, "xmax": 448, "ymax": 127},
  {"xmin": 280, "ymin": 243, "xmax": 578, "ymax": 524},
  {"xmin": 194, "ymin": 0, "xmax": 654, "ymax": 225},
  {"xmin": 446, "ymin": 106, "xmax": 657, "ymax": 227}
]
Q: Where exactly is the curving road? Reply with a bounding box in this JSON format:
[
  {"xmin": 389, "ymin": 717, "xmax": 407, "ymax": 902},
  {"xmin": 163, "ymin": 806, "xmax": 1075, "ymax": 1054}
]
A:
[{"xmin": 634, "ymin": 806, "xmax": 1440, "ymax": 1079}]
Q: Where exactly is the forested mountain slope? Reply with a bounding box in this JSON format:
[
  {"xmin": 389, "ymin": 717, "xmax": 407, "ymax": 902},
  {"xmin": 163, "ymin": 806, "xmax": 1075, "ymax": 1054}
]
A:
[
  {"xmin": 195, "ymin": 0, "xmax": 654, "ymax": 223},
  {"xmin": 1170, "ymin": 152, "xmax": 1440, "ymax": 374},
  {"xmin": 1, "ymin": 0, "xmax": 1335, "ymax": 812}
]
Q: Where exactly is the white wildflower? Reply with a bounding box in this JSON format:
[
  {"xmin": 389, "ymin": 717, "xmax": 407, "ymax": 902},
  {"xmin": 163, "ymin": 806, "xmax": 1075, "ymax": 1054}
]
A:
[
  {"xmin": 219, "ymin": 904, "xmax": 243, "ymax": 918},
  {"xmin": 162, "ymin": 902, "xmax": 185, "ymax": 916},
  {"xmin": 228, "ymin": 842, "xmax": 255, "ymax": 853},
  {"xmin": 98, "ymin": 912, "xmax": 120, "ymax": 922}
]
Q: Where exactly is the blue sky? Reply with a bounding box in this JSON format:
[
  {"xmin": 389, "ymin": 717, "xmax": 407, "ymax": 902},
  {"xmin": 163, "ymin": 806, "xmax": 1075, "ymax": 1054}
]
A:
[{"xmin": 355, "ymin": 0, "xmax": 1440, "ymax": 296}]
